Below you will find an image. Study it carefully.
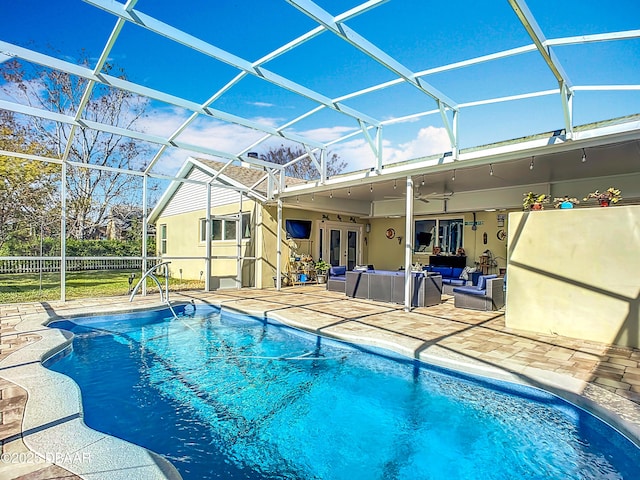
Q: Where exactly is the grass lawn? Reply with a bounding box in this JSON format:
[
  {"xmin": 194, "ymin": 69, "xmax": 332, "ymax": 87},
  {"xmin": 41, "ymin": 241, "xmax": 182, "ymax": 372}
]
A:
[{"xmin": 0, "ymin": 270, "xmax": 205, "ymax": 304}]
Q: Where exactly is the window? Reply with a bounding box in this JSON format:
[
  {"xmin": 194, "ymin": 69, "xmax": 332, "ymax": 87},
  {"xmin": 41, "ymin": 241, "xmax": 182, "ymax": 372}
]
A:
[
  {"xmin": 414, "ymin": 218, "xmax": 463, "ymax": 254},
  {"xmin": 241, "ymin": 213, "xmax": 251, "ymax": 239},
  {"xmin": 160, "ymin": 224, "xmax": 167, "ymax": 254},
  {"xmin": 225, "ymin": 220, "xmax": 236, "ymax": 240},
  {"xmin": 212, "ymin": 219, "xmax": 223, "ymax": 240},
  {"xmin": 201, "ymin": 213, "xmax": 252, "ymax": 242},
  {"xmin": 199, "ymin": 219, "xmax": 207, "ymax": 242},
  {"xmin": 439, "ymin": 219, "xmax": 464, "ymax": 253},
  {"xmin": 415, "ymin": 220, "xmax": 435, "ymax": 252}
]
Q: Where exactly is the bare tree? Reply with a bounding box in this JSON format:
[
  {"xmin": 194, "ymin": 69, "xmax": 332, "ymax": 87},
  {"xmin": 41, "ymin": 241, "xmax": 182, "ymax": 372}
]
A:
[
  {"xmin": 260, "ymin": 145, "xmax": 346, "ymax": 180},
  {"xmin": 1, "ymin": 54, "xmax": 150, "ymax": 239},
  {"xmin": 0, "ymin": 110, "xmax": 59, "ymax": 251}
]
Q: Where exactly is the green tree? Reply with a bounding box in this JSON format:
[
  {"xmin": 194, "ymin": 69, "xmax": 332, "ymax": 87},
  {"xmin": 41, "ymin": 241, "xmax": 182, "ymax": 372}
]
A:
[
  {"xmin": 260, "ymin": 145, "xmax": 346, "ymax": 180},
  {"xmin": 1, "ymin": 54, "xmax": 150, "ymax": 240},
  {"xmin": 0, "ymin": 110, "xmax": 59, "ymax": 251}
]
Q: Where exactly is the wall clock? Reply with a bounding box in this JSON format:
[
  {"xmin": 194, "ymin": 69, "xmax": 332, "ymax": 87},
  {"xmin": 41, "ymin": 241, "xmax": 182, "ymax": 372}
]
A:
[{"xmin": 385, "ymin": 228, "xmax": 396, "ymax": 239}]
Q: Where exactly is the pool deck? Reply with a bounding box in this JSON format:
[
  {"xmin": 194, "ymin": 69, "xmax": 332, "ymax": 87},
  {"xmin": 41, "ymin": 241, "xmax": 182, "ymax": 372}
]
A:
[{"xmin": 2, "ymin": 286, "xmax": 640, "ymax": 479}]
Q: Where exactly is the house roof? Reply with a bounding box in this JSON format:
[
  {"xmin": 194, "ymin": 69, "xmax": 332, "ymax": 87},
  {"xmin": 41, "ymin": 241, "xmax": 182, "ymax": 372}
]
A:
[
  {"xmin": 195, "ymin": 158, "xmax": 306, "ymax": 193},
  {"xmin": 148, "ymin": 157, "xmax": 305, "ymax": 223}
]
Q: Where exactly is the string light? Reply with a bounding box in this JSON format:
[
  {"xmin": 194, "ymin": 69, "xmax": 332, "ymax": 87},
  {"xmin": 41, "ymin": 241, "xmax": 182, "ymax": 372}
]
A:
[
  {"xmin": 348, "ymin": 187, "xmax": 351, "ymax": 196},
  {"xmin": 329, "ymin": 190, "xmax": 333, "ymax": 199},
  {"xmin": 489, "ymin": 164, "xmax": 494, "ymax": 176},
  {"xmin": 370, "ymin": 183, "xmax": 373, "ymax": 192},
  {"xmin": 529, "ymin": 157, "xmax": 535, "ymax": 170},
  {"xmin": 421, "ymin": 175, "xmax": 425, "ymax": 186},
  {"xmin": 452, "ymin": 169, "xmax": 456, "ymax": 181},
  {"xmin": 393, "ymin": 180, "xmax": 397, "ymax": 189},
  {"xmin": 581, "ymin": 148, "xmax": 587, "ymax": 163},
  {"xmin": 296, "ymin": 196, "xmax": 299, "ymax": 203}
]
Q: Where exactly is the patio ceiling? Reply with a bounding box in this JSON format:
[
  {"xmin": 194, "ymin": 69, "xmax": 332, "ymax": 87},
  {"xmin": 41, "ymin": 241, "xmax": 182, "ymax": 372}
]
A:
[
  {"xmin": 1, "ymin": 0, "xmax": 639, "ymax": 200},
  {"xmin": 282, "ymin": 133, "xmax": 640, "ymax": 208}
]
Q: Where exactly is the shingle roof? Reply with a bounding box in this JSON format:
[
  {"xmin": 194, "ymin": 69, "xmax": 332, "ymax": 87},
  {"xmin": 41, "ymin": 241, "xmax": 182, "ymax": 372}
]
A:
[{"xmin": 195, "ymin": 158, "xmax": 306, "ymax": 194}]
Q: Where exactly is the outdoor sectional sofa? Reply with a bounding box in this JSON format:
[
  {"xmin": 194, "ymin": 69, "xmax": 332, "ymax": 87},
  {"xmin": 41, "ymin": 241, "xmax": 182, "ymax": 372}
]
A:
[
  {"xmin": 337, "ymin": 268, "xmax": 442, "ymax": 307},
  {"xmin": 327, "ymin": 265, "xmax": 347, "ymax": 293},
  {"xmin": 452, "ymin": 274, "xmax": 505, "ymax": 311},
  {"xmin": 423, "ymin": 265, "xmax": 467, "ymax": 294}
]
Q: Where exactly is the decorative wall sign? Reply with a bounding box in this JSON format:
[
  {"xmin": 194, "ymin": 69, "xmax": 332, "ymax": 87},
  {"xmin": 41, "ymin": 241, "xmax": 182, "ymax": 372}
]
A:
[
  {"xmin": 497, "ymin": 229, "xmax": 507, "ymax": 241},
  {"xmin": 385, "ymin": 228, "xmax": 396, "ymax": 239}
]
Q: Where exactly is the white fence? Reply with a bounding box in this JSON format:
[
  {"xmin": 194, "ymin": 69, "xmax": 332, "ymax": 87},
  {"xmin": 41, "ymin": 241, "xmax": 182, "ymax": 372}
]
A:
[{"xmin": 0, "ymin": 257, "xmax": 161, "ymax": 274}]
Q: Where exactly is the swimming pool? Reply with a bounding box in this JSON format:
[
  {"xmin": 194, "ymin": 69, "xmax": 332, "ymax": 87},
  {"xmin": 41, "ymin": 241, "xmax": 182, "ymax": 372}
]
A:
[{"xmin": 45, "ymin": 304, "xmax": 640, "ymax": 479}]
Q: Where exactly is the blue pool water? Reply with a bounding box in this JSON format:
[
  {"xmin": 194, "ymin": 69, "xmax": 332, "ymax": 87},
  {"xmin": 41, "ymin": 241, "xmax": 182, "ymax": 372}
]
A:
[{"xmin": 46, "ymin": 305, "xmax": 640, "ymax": 479}]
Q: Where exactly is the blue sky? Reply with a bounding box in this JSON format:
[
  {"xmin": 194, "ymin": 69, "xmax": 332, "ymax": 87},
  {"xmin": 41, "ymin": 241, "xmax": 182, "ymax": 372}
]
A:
[{"xmin": 1, "ymin": 0, "xmax": 639, "ymax": 174}]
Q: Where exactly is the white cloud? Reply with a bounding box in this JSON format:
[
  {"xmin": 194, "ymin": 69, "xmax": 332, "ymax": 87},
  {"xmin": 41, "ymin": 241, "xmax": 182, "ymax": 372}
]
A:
[
  {"xmin": 384, "ymin": 126, "xmax": 451, "ymax": 164},
  {"xmin": 137, "ymin": 106, "xmax": 191, "ymax": 137},
  {"xmin": 138, "ymin": 107, "xmax": 290, "ymax": 174},
  {"xmin": 0, "ymin": 76, "xmax": 46, "ymax": 105},
  {"xmin": 295, "ymin": 125, "xmax": 358, "ymax": 143},
  {"xmin": 330, "ymin": 138, "xmax": 377, "ymax": 172},
  {"xmin": 249, "ymin": 101, "xmax": 276, "ymax": 108},
  {"xmin": 246, "ymin": 116, "xmax": 283, "ymax": 128},
  {"xmin": 291, "ymin": 125, "xmax": 451, "ymax": 173}
]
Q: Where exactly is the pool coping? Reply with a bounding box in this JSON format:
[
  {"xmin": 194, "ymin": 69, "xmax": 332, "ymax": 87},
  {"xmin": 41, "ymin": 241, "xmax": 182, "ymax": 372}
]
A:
[
  {"xmin": 0, "ymin": 302, "xmax": 184, "ymax": 480},
  {"xmin": 2, "ymin": 297, "xmax": 640, "ymax": 480}
]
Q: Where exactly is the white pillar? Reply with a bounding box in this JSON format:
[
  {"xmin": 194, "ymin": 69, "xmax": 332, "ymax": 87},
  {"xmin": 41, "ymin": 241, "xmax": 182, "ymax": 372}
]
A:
[
  {"xmin": 142, "ymin": 174, "xmax": 148, "ymax": 296},
  {"xmin": 237, "ymin": 193, "xmax": 243, "ymax": 289},
  {"xmin": 205, "ymin": 182, "xmax": 212, "ymax": 292},
  {"xmin": 276, "ymin": 199, "xmax": 282, "ymax": 290},
  {"xmin": 60, "ymin": 161, "xmax": 67, "ymax": 302},
  {"xmin": 404, "ymin": 175, "xmax": 414, "ymax": 312}
]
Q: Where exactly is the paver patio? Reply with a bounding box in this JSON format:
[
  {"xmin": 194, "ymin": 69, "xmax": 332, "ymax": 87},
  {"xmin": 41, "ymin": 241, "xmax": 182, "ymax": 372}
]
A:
[{"xmin": 1, "ymin": 286, "xmax": 639, "ymax": 479}]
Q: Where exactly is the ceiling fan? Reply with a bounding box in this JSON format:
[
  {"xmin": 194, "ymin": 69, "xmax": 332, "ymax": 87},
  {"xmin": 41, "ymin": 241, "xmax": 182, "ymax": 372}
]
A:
[{"xmin": 385, "ymin": 187, "xmax": 453, "ymax": 203}]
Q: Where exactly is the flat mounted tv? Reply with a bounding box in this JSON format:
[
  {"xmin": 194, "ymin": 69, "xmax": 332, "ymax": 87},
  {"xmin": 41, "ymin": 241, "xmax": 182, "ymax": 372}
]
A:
[{"xmin": 285, "ymin": 219, "xmax": 312, "ymax": 239}]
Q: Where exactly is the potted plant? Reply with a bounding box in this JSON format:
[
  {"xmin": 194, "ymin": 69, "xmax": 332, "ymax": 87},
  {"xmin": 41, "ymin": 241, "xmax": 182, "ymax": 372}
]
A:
[
  {"xmin": 314, "ymin": 260, "xmax": 331, "ymax": 284},
  {"xmin": 522, "ymin": 192, "xmax": 549, "ymax": 211},
  {"xmin": 553, "ymin": 196, "xmax": 580, "ymax": 209},
  {"xmin": 583, "ymin": 187, "xmax": 622, "ymax": 207}
]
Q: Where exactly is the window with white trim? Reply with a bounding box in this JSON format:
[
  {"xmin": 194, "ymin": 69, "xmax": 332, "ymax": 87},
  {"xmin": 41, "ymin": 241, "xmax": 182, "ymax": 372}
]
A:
[
  {"xmin": 414, "ymin": 218, "xmax": 463, "ymax": 254},
  {"xmin": 200, "ymin": 213, "xmax": 251, "ymax": 242},
  {"xmin": 160, "ymin": 224, "xmax": 167, "ymax": 254}
]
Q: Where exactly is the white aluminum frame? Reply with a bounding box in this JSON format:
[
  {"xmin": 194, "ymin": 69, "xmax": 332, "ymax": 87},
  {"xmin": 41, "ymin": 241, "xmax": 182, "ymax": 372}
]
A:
[{"xmin": 1, "ymin": 0, "xmax": 639, "ymax": 300}]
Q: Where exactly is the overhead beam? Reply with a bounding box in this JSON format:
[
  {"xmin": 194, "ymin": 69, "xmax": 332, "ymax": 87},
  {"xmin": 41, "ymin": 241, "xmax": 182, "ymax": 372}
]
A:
[
  {"xmin": 0, "ymin": 98, "xmax": 262, "ymax": 164},
  {"xmin": 84, "ymin": 0, "xmax": 382, "ymax": 127},
  {"xmin": 286, "ymin": 0, "xmax": 457, "ymax": 110},
  {"xmin": 508, "ymin": 0, "xmax": 573, "ymax": 136},
  {"xmin": 61, "ymin": 13, "xmax": 128, "ymax": 167},
  {"xmin": 0, "ymin": 41, "xmax": 326, "ymax": 151},
  {"xmin": 508, "ymin": 0, "xmax": 572, "ymax": 88}
]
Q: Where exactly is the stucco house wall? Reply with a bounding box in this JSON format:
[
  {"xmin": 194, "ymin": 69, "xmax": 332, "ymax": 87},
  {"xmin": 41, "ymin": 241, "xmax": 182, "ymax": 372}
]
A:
[
  {"xmin": 157, "ymin": 206, "xmax": 258, "ymax": 287},
  {"xmin": 506, "ymin": 205, "xmax": 640, "ymax": 348},
  {"xmin": 151, "ymin": 159, "xmax": 265, "ymax": 288},
  {"xmin": 366, "ymin": 211, "xmax": 511, "ymax": 272}
]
